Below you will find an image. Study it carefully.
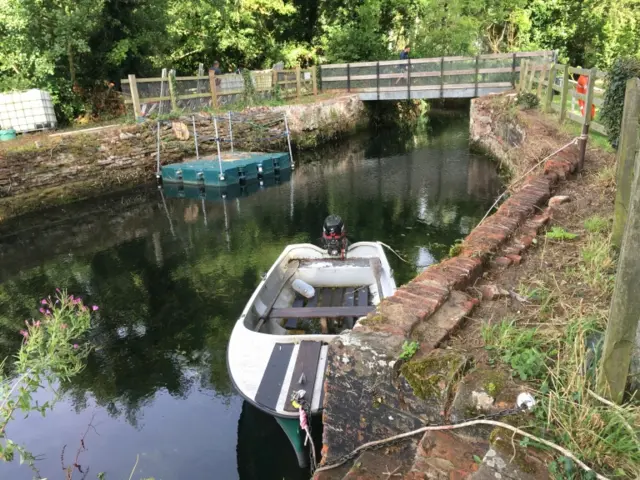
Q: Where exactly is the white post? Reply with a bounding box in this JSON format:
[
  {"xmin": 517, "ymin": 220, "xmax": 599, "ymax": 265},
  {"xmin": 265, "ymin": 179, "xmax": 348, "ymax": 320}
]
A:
[
  {"xmin": 284, "ymin": 113, "xmax": 294, "ymax": 168},
  {"xmin": 213, "ymin": 116, "xmax": 224, "ymax": 181},
  {"xmin": 201, "ymin": 196, "xmax": 208, "ymax": 227},
  {"xmin": 228, "ymin": 111, "xmax": 234, "ymax": 153},
  {"xmin": 222, "ymin": 194, "xmax": 231, "ymax": 250},
  {"xmin": 156, "ymin": 68, "xmax": 168, "ymax": 178},
  {"xmin": 191, "ymin": 115, "xmax": 200, "ymax": 160}
]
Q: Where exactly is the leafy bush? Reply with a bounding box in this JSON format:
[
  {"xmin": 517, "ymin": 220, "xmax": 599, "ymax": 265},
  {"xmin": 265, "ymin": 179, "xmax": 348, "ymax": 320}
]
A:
[
  {"xmin": 600, "ymin": 57, "xmax": 640, "ymax": 147},
  {"xmin": 399, "ymin": 341, "xmax": 419, "ymax": 360},
  {"xmin": 516, "ymin": 92, "xmax": 540, "ymax": 109}
]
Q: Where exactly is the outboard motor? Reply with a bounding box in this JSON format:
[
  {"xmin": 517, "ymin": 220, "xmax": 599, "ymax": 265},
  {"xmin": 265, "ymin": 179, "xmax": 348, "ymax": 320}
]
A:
[{"xmin": 322, "ymin": 215, "xmax": 348, "ymax": 259}]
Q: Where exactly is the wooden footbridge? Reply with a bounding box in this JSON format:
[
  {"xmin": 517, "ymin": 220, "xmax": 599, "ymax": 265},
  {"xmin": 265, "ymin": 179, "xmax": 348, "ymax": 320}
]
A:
[{"xmin": 320, "ymin": 50, "xmax": 554, "ymax": 101}]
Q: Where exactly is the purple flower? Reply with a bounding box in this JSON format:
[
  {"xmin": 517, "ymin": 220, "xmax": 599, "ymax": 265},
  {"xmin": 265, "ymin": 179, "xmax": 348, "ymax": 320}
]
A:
[
  {"xmin": 74, "ymin": 299, "xmax": 81, "ymax": 304},
  {"xmin": 73, "ymin": 344, "xmax": 79, "ymax": 349},
  {"xmin": 20, "ymin": 330, "xmax": 29, "ymax": 339},
  {"xmin": 41, "ymin": 299, "xmax": 48, "ymax": 305},
  {"xmin": 81, "ymin": 306, "xmax": 87, "ymax": 312},
  {"xmin": 92, "ymin": 305, "xmax": 99, "ymax": 311},
  {"xmin": 45, "ymin": 309, "xmax": 51, "ymax": 316},
  {"xmin": 33, "ymin": 320, "xmax": 41, "ymax": 328},
  {"xmin": 56, "ymin": 288, "xmax": 61, "ymax": 293},
  {"xmin": 39, "ymin": 307, "xmax": 45, "ymax": 314}
]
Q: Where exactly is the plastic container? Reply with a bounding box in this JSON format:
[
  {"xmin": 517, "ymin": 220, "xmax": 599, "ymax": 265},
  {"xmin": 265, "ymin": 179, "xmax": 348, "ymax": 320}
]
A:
[
  {"xmin": 0, "ymin": 129, "xmax": 16, "ymax": 141},
  {"xmin": 292, "ymin": 279, "xmax": 315, "ymax": 299},
  {"xmin": 0, "ymin": 89, "xmax": 57, "ymax": 133}
]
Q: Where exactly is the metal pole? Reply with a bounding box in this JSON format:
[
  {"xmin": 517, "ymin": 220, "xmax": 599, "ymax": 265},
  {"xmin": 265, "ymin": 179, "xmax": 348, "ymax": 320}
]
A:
[
  {"xmin": 192, "ymin": 115, "xmax": 200, "ymax": 160},
  {"xmin": 228, "ymin": 111, "xmax": 234, "ymax": 153},
  {"xmin": 284, "ymin": 113, "xmax": 294, "ymax": 168},
  {"xmin": 159, "ymin": 187, "xmax": 176, "ymax": 238},
  {"xmin": 156, "ymin": 122, "xmax": 161, "ymax": 178},
  {"xmin": 213, "ymin": 116, "xmax": 224, "ymax": 180}
]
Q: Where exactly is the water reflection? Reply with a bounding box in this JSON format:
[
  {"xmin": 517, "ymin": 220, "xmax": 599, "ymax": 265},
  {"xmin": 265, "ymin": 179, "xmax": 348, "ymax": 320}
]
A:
[{"xmin": 0, "ymin": 116, "xmax": 500, "ymax": 479}]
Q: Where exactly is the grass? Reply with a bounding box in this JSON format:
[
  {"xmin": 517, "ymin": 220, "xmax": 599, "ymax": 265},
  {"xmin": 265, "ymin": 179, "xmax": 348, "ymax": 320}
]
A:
[
  {"xmin": 546, "ymin": 226, "xmax": 579, "ymax": 240},
  {"xmin": 481, "ymin": 216, "xmax": 639, "ymax": 479}
]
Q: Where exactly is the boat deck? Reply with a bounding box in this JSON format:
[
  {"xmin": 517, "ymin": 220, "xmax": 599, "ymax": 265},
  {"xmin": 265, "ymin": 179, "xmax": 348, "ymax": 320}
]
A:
[{"xmin": 161, "ymin": 151, "xmax": 291, "ymax": 187}]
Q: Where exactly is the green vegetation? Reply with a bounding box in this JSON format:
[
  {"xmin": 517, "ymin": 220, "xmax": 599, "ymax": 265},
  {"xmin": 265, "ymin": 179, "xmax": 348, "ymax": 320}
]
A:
[
  {"xmin": 515, "ymin": 92, "xmax": 540, "ymax": 110},
  {"xmin": 399, "ymin": 340, "xmax": 419, "ymax": 360},
  {"xmin": 546, "ymin": 226, "xmax": 578, "ymax": 241},
  {"xmin": 482, "ymin": 210, "xmax": 639, "ymax": 479},
  {"xmin": 600, "ymin": 57, "xmax": 640, "ymax": 146},
  {"xmin": 1, "ymin": 0, "xmax": 639, "ymax": 124},
  {"xmin": 1, "ymin": 292, "xmax": 92, "ymax": 468}
]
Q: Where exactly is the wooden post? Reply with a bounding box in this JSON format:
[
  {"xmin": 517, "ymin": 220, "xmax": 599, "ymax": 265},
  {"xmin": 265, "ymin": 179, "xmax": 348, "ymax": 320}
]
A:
[
  {"xmin": 597, "ymin": 126, "xmax": 640, "ymax": 401},
  {"xmin": 544, "ymin": 63, "xmax": 556, "ymax": 112},
  {"xmin": 407, "ymin": 58, "xmax": 411, "ymax": 99},
  {"xmin": 272, "ymin": 69, "xmax": 278, "ymax": 94},
  {"xmin": 208, "ymin": 69, "xmax": 218, "ymax": 108},
  {"xmin": 168, "ymin": 69, "xmax": 177, "ymax": 111},
  {"xmin": 474, "ymin": 55, "xmax": 479, "ymax": 97},
  {"xmin": 440, "ymin": 57, "xmax": 445, "ymax": 98},
  {"xmin": 295, "ymin": 65, "xmax": 301, "ymax": 99},
  {"xmin": 511, "ymin": 53, "xmax": 517, "ymax": 88},
  {"xmin": 347, "ymin": 64, "xmax": 351, "ymax": 93},
  {"xmin": 527, "ymin": 63, "xmax": 536, "ymax": 91},
  {"xmin": 577, "ymin": 68, "xmax": 596, "ymax": 171},
  {"xmin": 536, "ymin": 63, "xmax": 547, "ymax": 97},
  {"xmin": 128, "ymin": 74, "xmax": 142, "ymax": 119},
  {"xmin": 311, "ymin": 66, "xmax": 318, "ymax": 96},
  {"xmin": 518, "ymin": 60, "xmax": 528, "ymax": 92},
  {"xmin": 197, "ymin": 63, "xmax": 204, "ymax": 94},
  {"xmin": 612, "ymin": 78, "xmax": 640, "ymax": 248},
  {"xmin": 376, "ymin": 61, "xmax": 380, "ymax": 101},
  {"xmin": 559, "ymin": 64, "xmax": 570, "ymax": 122}
]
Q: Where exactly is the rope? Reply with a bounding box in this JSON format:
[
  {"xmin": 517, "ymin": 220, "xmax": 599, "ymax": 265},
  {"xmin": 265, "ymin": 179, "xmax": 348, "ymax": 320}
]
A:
[
  {"xmin": 313, "ymin": 418, "xmax": 609, "ymax": 480},
  {"xmin": 477, "ymin": 136, "xmax": 580, "ymax": 226},
  {"xmin": 378, "ymin": 242, "xmax": 411, "ymax": 264}
]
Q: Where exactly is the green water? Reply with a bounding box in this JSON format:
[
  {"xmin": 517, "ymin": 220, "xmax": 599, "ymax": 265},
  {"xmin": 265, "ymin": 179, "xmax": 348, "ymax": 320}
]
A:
[{"xmin": 0, "ymin": 115, "xmax": 500, "ymax": 480}]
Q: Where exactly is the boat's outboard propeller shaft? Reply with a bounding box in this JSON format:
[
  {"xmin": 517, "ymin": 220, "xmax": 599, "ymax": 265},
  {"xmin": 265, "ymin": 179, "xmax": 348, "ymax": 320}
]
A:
[{"xmin": 322, "ymin": 215, "xmax": 348, "ymax": 259}]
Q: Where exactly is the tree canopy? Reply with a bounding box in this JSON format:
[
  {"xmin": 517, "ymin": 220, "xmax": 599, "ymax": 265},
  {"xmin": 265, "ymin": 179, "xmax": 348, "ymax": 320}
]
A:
[{"xmin": 0, "ymin": 0, "xmax": 638, "ymax": 122}]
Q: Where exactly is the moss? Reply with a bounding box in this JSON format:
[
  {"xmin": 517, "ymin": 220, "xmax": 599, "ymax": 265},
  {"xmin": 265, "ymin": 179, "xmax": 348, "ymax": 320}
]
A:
[
  {"xmin": 479, "ymin": 368, "xmax": 508, "ymax": 398},
  {"xmin": 401, "ymin": 351, "xmax": 468, "ymax": 400}
]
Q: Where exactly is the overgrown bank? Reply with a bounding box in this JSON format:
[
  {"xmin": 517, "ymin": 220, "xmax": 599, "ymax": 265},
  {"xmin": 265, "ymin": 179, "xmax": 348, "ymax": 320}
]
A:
[
  {"xmin": 314, "ymin": 94, "xmax": 637, "ymax": 480},
  {"xmin": 0, "ymin": 95, "xmax": 366, "ymax": 221}
]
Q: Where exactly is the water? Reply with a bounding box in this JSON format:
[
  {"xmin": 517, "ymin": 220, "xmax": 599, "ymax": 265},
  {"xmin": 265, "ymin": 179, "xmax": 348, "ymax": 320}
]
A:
[{"xmin": 0, "ymin": 115, "xmax": 500, "ymax": 480}]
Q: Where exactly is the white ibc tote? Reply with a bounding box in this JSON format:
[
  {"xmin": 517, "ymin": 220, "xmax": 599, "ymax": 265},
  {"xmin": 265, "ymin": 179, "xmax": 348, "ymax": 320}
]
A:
[{"xmin": 0, "ymin": 89, "xmax": 57, "ymax": 133}]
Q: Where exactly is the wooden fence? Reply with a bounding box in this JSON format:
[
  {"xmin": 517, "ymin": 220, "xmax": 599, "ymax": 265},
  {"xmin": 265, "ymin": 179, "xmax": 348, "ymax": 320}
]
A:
[
  {"xmin": 320, "ymin": 51, "xmax": 554, "ymax": 100},
  {"xmin": 518, "ymin": 59, "xmax": 607, "ymax": 135},
  {"xmin": 122, "ymin": 66, "xmax": 318, "ymax": 118}
]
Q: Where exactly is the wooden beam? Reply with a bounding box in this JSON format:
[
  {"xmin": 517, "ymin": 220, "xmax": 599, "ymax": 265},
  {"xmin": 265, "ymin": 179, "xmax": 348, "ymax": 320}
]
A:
[
  {"xmin": 208, "ymin": 69, "xmax": 218, "ymax": 108},
  {"xmin": 270, "ymin": 306, "xmax": 374, "ymax": 318},
  {"xmin": 128, "ymin": 74, "xmax": 142, "ymax": 119}
]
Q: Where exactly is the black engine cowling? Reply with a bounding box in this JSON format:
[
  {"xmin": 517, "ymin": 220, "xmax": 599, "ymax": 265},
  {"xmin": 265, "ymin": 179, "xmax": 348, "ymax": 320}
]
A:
[{"xmin": 322, "ymin": 215, "xmax": 348, "ymax": 258}]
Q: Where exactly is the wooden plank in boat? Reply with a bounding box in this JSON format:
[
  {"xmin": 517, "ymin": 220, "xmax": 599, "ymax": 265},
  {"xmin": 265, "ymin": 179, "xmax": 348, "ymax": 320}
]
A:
[
  {"xmin": 284, "ymin": 295, "xmax": 304, "ymax": 329},
  {"xmin": 356, "ymin": 286, "xmax": 369, "ymax": 307},
  {"xmin": 330, "ymin": 287, "xmax": 345, "ymax": 306},
  {"xmin": 270, "ymin": 306, "xmax": 374, "ymax": 318},
  {"xmin": 319, "ymin": 288, "xmax": 332, "ymax": 307},
  {"xmin": 255, "ymin": 343, "xmax": 295, "ymax": 411},
  {"xmin": 343, "ymin": 287, "xmax": 355, "ymax": 329},
  {"xmin": 305, "ymin": 291, "xmax": 318, "ymax": 308},
  {"xmin": 283, "ymin": 341, "xmax": 322, "ymax": 412}
]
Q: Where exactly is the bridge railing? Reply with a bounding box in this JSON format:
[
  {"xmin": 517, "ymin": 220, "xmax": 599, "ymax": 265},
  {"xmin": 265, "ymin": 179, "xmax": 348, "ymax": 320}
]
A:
[
  {"xmin": 320, "ymin": 51, "xmax": 554, "ymax": 99},
  {"xmin": 519, "ymin": 60, "xmax": 607, "ymax": 135}
]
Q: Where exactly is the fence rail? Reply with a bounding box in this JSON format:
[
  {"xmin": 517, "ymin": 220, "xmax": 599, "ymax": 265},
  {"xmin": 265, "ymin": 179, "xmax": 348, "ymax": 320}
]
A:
[
  {"xmin": 320, "ymin": 51, "xmax": 554, "ymax": 100},
  {"xmin": 122, "ymin": 66, "xmax": 317, "ymax": 118},
  {"xmin": 518, "ymin": 59, "xmax": 607, "ymax": 136}
]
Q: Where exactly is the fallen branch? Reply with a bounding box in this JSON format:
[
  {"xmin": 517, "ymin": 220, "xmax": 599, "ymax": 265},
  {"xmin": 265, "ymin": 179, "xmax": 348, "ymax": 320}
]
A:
[{"xmin": 313, "ymin": 418, "xmax": 609, "ymax": 480}]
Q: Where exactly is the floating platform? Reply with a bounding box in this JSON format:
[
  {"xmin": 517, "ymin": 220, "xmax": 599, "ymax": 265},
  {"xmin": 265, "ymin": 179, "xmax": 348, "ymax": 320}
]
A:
[
  {"xmin": 160, "ymin": 152, "xmax": 292, "ymax": 187},
  {"xmin": 161, "ymin": 169, "xmax": 291, "ymax": 201}
]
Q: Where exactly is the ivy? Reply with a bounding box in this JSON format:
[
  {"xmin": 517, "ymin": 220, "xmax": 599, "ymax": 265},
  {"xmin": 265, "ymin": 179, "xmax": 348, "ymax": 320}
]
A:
[{"xmin": 600, "ymin": 57, "xmax": 640, "ymax": 147}]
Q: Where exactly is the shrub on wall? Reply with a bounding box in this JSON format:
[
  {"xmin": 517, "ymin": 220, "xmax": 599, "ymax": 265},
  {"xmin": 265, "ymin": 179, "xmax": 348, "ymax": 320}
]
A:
[{"xmin": 600, "ymin": 57, "xmax": 640, "ymax": 148}]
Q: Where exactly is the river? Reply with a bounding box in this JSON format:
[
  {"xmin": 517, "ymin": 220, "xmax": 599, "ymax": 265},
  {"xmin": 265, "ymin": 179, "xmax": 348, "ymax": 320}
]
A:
[{"xmin": 0, "ymin": 114, "xmax": 500, "ymax": 480}]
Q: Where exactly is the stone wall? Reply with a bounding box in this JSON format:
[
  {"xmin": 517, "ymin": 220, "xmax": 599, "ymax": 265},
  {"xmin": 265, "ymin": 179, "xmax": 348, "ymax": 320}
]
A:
[{"xmin": 0, "ymin": 94, "xmax": 366, "ymax": 220}]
